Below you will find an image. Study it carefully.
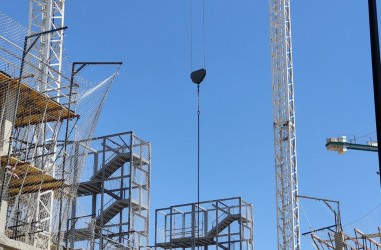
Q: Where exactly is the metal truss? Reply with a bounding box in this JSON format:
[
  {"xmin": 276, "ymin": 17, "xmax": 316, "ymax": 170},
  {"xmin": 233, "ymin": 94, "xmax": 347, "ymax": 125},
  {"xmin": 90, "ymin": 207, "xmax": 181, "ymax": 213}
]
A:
[
  {"xmin": 311, "ymin": 228, "xmax": 381, "ymax": 250},
  {"xmin": 28, "ymin": 1, "xmax": 65, "ymax": 249},
  {"xmin": 270, "ymin": 0, "xmax": 300, "ymax": 249},
  {"xmin": 66, "ymin": 132, "xmax": 151, "ymax": 250},
  {"xmin": 154, "ymin": 197, "xmax": 254, "ymax": 250}
]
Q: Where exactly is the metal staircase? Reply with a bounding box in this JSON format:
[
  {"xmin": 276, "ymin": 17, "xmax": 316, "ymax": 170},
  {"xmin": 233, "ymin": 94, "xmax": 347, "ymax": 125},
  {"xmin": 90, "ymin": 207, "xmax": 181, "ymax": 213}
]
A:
[
  {"xmin": 95, "ymin": 199, "xmax": 130, "ymax": 226},
  {"xmin": 155, "ymin": 197, "xmax": 254, "ymax": 250},
  {"xmin": 66, "ymin": 132, "xmax": 151, "ymax": 249},
  {"xmin": 207, "ymin": 213, "xmax": 247, "ymax": 237},
  {"xmin": 158, "ymin": 213, "xmax": 247, "ymax": 249},
  {"xmin": 91, "ymin": 152, "xmax": 131, "ymax": 181}
]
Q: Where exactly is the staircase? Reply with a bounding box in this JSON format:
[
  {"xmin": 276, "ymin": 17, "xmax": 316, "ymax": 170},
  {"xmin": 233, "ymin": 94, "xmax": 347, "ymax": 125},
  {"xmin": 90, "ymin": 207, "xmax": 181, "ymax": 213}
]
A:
[
  {"xmin": 207, "ymin": 213, "xmax": 247, "ymax": 237},
  {"xmin": 95, "ymin": 199, "xmax": 130, "ymax": 226},
  {"xmin": 91, "ymin": 152, "xmax": 131, "ymax": 181},
  {"xmin": 156, "ymin": 213, "xmax": 247, "ymax": 249},
  {"xmin": 69, "ymin": 150, "xmax": 149, "ymax": 242},
  {"xmin": 78, "ymin": 151, "xmax": 148, "ymax": 196}
]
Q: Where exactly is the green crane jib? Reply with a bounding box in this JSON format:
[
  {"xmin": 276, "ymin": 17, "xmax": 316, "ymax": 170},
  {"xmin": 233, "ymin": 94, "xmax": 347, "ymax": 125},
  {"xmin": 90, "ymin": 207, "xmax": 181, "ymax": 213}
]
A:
[{"xmin": 326, "ymin": 136, "xmax": 378, "ymax": 154}]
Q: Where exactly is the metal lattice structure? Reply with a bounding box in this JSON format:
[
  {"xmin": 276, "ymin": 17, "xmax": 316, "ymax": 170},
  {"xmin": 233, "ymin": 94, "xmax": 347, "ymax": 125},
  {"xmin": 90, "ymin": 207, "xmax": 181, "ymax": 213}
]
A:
[
  {"xmin": 66, "ymin": 132, "xmax": 151, "ymax": 250},
  {"xmin": 27, "ymin": 1, "xmax": 65, "ymax": 248},
  {"xmin": 311, "ymin": 228, "xmax": 381, "ymax": 249},
  {"xmin": 326, "ymin": 135, "xmax": 378, "ymax": 154},
  {"xmin": 0, "ymin": 10, "xmax": 121, "ymax": 250},
  {"xmin": 28, "ymin": 0, "xmax": 65, "ymax": 93},
  {"xmin": 154, "ymin": 197, "xmax": 254, "ymax": 250},
  {"xmin": 270, "ymin": 0, "xmax": 300, "ymax": 249}
]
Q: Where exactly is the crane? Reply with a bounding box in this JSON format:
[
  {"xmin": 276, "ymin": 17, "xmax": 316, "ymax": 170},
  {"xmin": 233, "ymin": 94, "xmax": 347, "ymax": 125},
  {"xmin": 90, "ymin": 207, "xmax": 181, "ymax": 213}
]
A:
[
  {"xmin": 326, "ymin": 135, "xmax": 378, "ymax": 154},
  {"xmin": 270, "ymin": 0, "xmax": 301, "ymax": 249}
]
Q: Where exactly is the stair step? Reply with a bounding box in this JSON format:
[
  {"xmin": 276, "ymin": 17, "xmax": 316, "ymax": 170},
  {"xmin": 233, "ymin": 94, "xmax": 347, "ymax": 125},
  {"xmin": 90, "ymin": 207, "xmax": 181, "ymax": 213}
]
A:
[
  {"xmin": 91, "ymin": 153, "xmax": 130, "ymax": 181},
  {"xmin": 207, "ymin": 214, "xmax": 246, "ymax": 237},
  {"xmin": 95, "ymin": 199, "xmax": 148, "ymax": 226}
]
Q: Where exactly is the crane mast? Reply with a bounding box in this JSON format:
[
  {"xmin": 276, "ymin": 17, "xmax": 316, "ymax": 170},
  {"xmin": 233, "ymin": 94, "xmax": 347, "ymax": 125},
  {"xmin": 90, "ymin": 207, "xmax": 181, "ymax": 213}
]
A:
[
  {"xmin": 270, "ymin": 0, "xmax": 300, "ymax": 249},
  {"xmin": 28, "ymin": 0, "xmax": 65, "ymax": 90},
  {"xmin": 28, "ymin": 1, "xmax": 65, "ymax": 248}
]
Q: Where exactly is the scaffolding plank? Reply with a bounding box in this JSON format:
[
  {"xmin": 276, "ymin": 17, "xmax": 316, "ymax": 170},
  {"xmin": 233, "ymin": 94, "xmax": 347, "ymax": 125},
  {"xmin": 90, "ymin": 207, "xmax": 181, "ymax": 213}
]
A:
[
  {"xmin": 0, "ymin": 72, "xmax": 77, "ymax": 127},
  {"xmin": 1, "ymin": 156, "xmax": 64, "ymax": 196}
]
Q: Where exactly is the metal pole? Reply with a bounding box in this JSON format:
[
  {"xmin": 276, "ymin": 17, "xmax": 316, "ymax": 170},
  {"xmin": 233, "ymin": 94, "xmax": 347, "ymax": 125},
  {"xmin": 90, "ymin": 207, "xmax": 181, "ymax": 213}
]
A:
[{"xmin": 368, "ymin": 0, "xmax": 381, "ymax": 185}]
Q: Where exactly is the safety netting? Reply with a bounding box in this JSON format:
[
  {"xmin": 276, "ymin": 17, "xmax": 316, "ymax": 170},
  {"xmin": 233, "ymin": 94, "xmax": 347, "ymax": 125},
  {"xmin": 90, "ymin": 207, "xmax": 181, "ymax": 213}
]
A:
[{"xmin": 0, "ymin": 11, "xmax": 120, "ymax": 249}]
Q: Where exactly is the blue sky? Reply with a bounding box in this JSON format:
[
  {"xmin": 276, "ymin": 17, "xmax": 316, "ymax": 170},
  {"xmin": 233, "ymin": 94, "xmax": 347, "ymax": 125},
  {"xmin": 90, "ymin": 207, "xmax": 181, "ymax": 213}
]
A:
[{"xmin": 3, "ymin": 1, "xmax": 381, "ymax": 249}]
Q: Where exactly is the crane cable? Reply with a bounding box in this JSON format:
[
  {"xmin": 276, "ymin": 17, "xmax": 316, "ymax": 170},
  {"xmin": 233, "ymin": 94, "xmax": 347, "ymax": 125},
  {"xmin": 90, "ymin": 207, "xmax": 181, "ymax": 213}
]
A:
[
  {"xmin": 190, "ymin": 0, "xmax": 206, "ymax": 70},
  {"xmin": 190, "ymin": 0, "xmax": 206, "ymax": 245}
]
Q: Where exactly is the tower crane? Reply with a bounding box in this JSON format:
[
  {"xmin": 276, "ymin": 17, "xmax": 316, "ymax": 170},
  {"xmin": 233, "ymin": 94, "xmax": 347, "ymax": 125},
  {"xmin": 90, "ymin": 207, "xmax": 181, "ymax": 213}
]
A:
[
  {"xmin": 326, "ymin": 135, "xmax": 378, "ymax": 154},
  {"xmin": 270, "ymin": 0, "xmax": 301, "ymax": 249}
]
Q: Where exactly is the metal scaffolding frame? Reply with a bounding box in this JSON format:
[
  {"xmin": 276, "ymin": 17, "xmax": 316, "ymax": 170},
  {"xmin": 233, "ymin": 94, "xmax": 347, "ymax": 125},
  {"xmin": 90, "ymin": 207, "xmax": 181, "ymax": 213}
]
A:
[
  {"xmin": 153, "ymin": 197, "xmax": 254, "ymax": 250},
  {"xmin": 311, "ymin": 228, "xmax": 381, "ymax": 250},
  {"xmin": 0, "ymin": 10, "xmax": 121, "ymax": 249},
  {"xmin": 66, "ymin": 131, "xmax": 151, "ymax": 250}
]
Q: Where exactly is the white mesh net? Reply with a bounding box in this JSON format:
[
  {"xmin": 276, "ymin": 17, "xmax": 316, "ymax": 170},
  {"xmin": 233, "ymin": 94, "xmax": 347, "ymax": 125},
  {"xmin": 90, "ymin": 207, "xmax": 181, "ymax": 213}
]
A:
[{"xmin": 0, "ymin": 11, "xmax": 120, "ymax": 249}]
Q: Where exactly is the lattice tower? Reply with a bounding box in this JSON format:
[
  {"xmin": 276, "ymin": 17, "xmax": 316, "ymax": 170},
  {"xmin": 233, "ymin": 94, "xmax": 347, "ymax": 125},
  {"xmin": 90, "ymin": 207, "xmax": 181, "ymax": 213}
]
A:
[
  {"xmin": 270, "ymin": 0, "xmax": 300, "ymax": 249},
  {"xmin": 27, "ymin": 1, "xmax": 65, "ymax": 248}
]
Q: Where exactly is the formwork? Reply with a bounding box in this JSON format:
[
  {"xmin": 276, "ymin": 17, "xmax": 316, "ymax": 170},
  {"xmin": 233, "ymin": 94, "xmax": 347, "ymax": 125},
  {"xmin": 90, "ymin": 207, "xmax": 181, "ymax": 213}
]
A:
[
  {"xmin": 154, "ymin": 197, "xmax": 254, "ymax": 250},
  {"xmin": 66, "ymin": 132, "xmax": 151, "ymax": 250}
]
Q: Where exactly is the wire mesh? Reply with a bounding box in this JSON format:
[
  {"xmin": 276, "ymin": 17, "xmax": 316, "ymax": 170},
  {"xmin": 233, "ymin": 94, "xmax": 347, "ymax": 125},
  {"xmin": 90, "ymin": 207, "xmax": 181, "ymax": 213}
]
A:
[{"xmin": 0, "ymin": 11, "xmax": 120, "ymax": 249}]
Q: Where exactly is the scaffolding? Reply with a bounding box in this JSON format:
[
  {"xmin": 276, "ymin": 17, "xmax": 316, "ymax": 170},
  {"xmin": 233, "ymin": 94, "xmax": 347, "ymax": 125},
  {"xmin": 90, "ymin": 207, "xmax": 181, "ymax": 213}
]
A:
[
  {"xmin": 0, "ymin": 11, "xmax": 120, "ymax": 250},
  {"xmin": 65, "ymin": 131, "xmax": 151, "ymax": 250},
  {"xmin": 154, "ymin": 197, "xmax": 254, "ymax": 250},
  {"xmin": 311, "ymin": 228, "xmax": 381, "ymax": 249}
]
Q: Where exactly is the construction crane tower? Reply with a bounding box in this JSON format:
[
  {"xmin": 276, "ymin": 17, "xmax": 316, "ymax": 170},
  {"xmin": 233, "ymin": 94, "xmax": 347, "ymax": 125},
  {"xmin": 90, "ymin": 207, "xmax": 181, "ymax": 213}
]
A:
[
  {"xmin": 270, "ymin": 0, "xmax": 301, "ymax": 249},
  {"xmin": 28, "ymin": 1, "xmax": 65, "ymax": 248}
]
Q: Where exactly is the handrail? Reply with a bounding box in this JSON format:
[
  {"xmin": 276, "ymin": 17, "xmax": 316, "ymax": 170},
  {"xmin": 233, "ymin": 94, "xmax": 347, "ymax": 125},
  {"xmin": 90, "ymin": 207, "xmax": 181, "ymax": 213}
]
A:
[{"xmin": 0, "ymin": 35, "xmax": 71, "ymax": 82}]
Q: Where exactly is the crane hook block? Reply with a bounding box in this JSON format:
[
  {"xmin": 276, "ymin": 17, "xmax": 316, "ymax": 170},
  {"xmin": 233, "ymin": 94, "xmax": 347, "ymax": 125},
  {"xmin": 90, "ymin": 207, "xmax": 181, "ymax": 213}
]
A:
[{"xmin": 191, "ymin": 68, "xmax": 206, "ymax": 84}]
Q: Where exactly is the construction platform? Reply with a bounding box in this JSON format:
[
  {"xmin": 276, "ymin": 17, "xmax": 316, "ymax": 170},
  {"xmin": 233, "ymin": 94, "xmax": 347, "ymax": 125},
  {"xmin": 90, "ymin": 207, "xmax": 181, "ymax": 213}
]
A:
[
  {"xmin": 0, "ymin": 71, "xmax": 77, "ymax": 127},
  {"xmin": 1, "ymin": 156, "xmax": 64, "ymax": 197},
  {"xmin": 154, "ymin": 197, "xmax": 254, "ymax": 250},
  {"xmin": 66, "ymin": 132, "xmax": 151, "ymax": 250}
]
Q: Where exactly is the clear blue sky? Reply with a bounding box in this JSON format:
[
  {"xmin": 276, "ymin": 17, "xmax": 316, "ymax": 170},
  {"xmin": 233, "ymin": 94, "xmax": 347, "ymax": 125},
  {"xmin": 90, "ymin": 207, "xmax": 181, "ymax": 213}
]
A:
[{"xmin": 3, "ymin": 1, "xmax": 381, "ymax": 249}]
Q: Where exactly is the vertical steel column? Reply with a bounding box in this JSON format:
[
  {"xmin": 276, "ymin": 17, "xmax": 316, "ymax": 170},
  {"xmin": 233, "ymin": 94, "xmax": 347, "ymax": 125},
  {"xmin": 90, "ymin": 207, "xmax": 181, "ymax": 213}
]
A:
[
  {"xmin": 191, "ymin": 204, "xmax": 196, "ymax": 250},
  {"xmin": 100, "ymin": 137, "xmax": 106, "ymax": 249},
  {"xmin": 120, "ymin": 141, "xmax": 125, "ymax": 244},
  {"xmin": 239, "ymin": 197, "xmax": 242, "ymax": 250},
  {"xmin": 92, "ymin": 153, "xmax": 98, "ymax": 224},
  {"xmin": 368, "ymin": 0, "xmax": 381, "ymax": 185}
]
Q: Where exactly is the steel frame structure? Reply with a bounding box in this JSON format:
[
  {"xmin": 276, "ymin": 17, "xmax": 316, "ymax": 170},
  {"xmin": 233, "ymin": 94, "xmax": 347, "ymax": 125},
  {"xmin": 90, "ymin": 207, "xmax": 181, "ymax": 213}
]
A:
[
  {"xmin": 66, "ymin": 132, "xmax": 151, "ymax": 250},
  {"xmin": 154, "ymin": 197, "xmax": 254, "ymax": 250},
  {"xmin": 27, "ymin": 1, "xmax": 65, "ymax": 249},
  {"xmin": 311, "ymin": 228, "xmax": 381, "ymax": 250},
  {"xmin": 270, "ymin": 0, "xmax": 300, "ymax": 249},
  {"xmin": 28, "ymin": 0, "xmax": 65, "ymax": 95}
]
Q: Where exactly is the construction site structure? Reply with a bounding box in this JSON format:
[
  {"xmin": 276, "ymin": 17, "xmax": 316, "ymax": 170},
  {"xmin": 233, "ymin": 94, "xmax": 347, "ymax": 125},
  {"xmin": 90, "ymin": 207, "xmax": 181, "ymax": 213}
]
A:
[
  {"xmin": 270, "ymin": 0, "xmax": 300, "ymax": 249},
  {"xmin": 323, "ymin": 136, "xmax": 381, "ymax": 249},
  {"xmin": 0, "ymin": 6, "xmax": 121, "ymax": 250},
  {"xmin": 153, "ymin": 197, "xmax": 254, "ymax": 250},
  {"xmin": 326, "ymin": 136, "xmax": 378, "ymax": 154},
  {"xmin": 310, "ymin": 228, "xmax": 381, "ymax": 249},
  {"xmin": 65, "ymin": 131, "xmax": 151, "ymax": 250}
]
